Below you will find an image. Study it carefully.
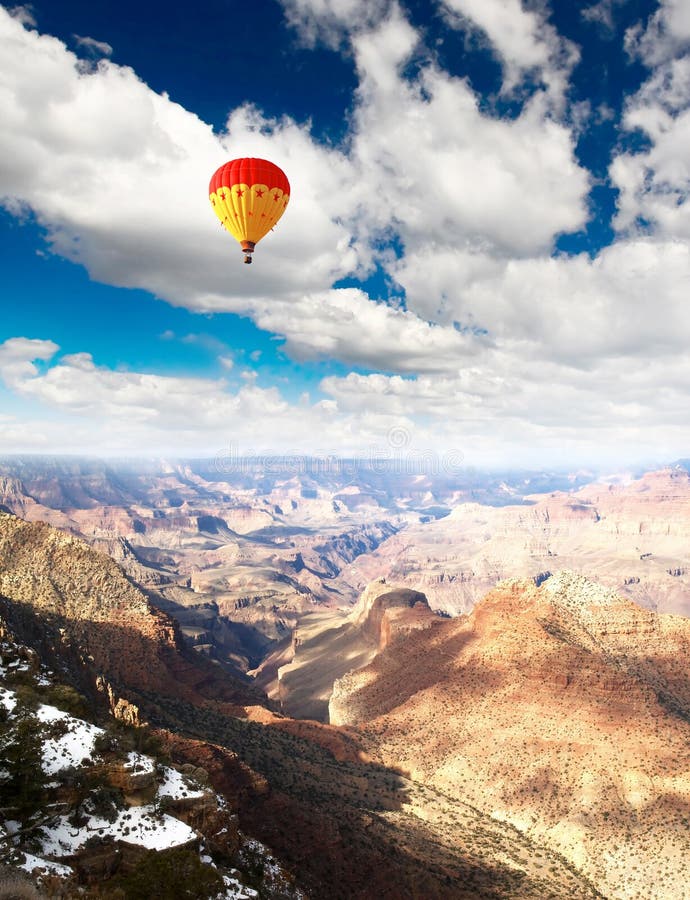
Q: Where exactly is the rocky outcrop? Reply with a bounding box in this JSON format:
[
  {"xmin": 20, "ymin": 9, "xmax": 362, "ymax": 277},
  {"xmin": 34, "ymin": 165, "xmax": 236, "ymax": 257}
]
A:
[
  {"xmin": 351, "ymin": 578, "xmax": 431, "ymax": 648},
  {"xmin": 273, "ymin": 580, "xmax": 435, "ymax": 721},
  {"xmin": 329, "ymin": 571, "xmax": 690, "ymax": 900},
  {"xmin": 0, "ymin": 512, "xmax": 266, "ymax": 714}
]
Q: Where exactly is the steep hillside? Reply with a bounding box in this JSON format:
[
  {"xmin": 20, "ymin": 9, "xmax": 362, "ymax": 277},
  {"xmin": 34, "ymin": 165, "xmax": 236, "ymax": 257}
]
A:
[
  {"xmin": 0, "ymin": 509, "xmax": 605, "ymax": 898},
  {"xmin": 0, "ymin": 627, "xmax": 303, "ymax": 899},
  {"xmin": 0, "ymin": 511, "xmax": 265, "ymax": 718},
  {"xmin": 330, "ymin": 571, "xmax": 690, "ymax": 899}
]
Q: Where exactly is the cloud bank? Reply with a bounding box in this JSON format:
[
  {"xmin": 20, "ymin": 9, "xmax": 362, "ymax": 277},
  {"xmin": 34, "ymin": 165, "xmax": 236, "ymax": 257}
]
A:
[{"xmin": 1, "ymin": 1, "xmax": 690, "ymax": 466}]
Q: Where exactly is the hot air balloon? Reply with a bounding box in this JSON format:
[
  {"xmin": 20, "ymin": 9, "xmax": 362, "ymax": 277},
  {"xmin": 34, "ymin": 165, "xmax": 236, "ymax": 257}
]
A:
[{"xmin": 209, "ymin": 158, "xmax": 290, "ymax": 264}]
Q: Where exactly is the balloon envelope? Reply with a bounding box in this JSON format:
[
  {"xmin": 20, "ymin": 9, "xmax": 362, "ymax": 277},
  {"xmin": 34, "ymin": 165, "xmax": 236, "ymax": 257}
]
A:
[{"xmin": 209, "ymin": 158, "xmax": 290, "ymax": 261}]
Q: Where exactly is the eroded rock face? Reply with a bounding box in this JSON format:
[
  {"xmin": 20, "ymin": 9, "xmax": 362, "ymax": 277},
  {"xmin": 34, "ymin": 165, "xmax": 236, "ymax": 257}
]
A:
[
  {"xmin": 356, "ymin": 584, "xmax": 433, "ymax": 652},
  {"xmin": 330, "ymin": 571, "xmax": 690, "ymax": 900},
  {"xmin": 348, "ymin": 468, "xmax": 690, "ymax": 617},
  {"xmin": 0, "ymin": 512, "xmax": 265, "ymax": 713},
  {"xmin": 271, "ymin": 579, "xmax": 436, "ymax": 721},
  {"xmin": 0, "ymin": 460, "xmax": 412, "ymax": 672}
]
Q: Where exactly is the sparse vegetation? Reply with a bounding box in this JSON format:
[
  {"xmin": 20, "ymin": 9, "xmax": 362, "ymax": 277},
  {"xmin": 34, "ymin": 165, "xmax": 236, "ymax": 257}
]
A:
[{"xmin": 100, "ymin": 847, "xmax": 224, "ymax": 899}]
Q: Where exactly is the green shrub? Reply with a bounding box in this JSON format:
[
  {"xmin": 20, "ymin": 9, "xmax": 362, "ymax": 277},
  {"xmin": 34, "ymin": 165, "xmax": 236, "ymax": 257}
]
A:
[
  {"xmin": 0, "ymin": 712, "xmax": 47, "ymax": 818},
  {"xmin": 42, "ymin": 683, "xmax": 90, "ymax": 718},
  {"xmin": 84, "ymin": 785, "xmax": 124, "ymax": 823},
  {"xmin": 110, "ymin": 847, "xmax": 224, "ymax": 899}
]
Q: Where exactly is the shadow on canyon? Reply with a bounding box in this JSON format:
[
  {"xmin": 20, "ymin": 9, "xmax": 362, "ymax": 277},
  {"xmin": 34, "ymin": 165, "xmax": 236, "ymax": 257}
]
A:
[{"xmin": 0, "ymin": 594, "xmax": 601, "ymax": 899}]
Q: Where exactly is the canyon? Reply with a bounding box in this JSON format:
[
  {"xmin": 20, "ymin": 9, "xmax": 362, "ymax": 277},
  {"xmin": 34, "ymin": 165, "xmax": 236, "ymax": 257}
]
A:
[
  {"xmin": 3, "ymin": 457, "xmax": 690, "ymax": 897},
  {"xmin": 0, "ymin": 511, "xmax": 604, "ymax": 899},
  {"xmin": 347, "ymin": 467, "xmax": 690, "ymax": 618}
]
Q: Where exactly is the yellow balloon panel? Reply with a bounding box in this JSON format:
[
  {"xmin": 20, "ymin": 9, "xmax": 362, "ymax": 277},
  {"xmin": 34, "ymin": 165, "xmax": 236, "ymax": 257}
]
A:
[{"xmin": 210, "ymin": 183, "xmax": 289, "ymax": 245}]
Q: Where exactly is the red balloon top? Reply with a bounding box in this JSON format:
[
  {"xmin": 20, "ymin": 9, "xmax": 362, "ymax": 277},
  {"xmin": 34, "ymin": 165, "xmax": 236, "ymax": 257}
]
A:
[{"xmin": 209, "ymin": 158, "xmax": 290, "ymax": 196}]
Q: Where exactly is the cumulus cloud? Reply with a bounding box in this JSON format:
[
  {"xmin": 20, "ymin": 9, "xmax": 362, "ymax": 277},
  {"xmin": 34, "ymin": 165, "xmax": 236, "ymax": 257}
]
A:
[
  {"xmin": 4, "ymin": 5, "xmax": 690, "ymax": 465},
  {"xmin": 348, "ymin": 9, "xmax": 588, "ymax": 259},
  {"xmin": 0, "ymin": 3, "xmax": 588, "ymax": 283},
  {"xmin": 438, "ymin": 0, "xmax": 579, "ymax": 106},
  {"xmin": 0, "ymin": 8, "xmax": 361, "ymax": 306},
  {"xmin": 6, "ymin": 4, "xmax": 34, "ymax": 26},
  {"xmin": 0, "ymin": 6, "xmax": 587, "ymax": 373},
  {"xmin": 0, "ymin": 337, "xmax": 59, "ymax": 387},
  {"xmin": 612, "ymin": 3, "xmax": 690, "ymax": 239},
  {"xmin": 196, "ymin": 288, "xmax": 486, "ymax": 373},
  {"xmin": 626, "ymin": 0, "xmax": 690, "ymax": 66},
  {"xmin": 0, "ymin": 336, "xmax": 460, "ymax": 457},
  {"xmin": 394, "ymin": 239, "xmax": 690, "ymax": 362},
  {"xmin": 278, "ymin": 0, "xmax": 392, "ymax": 48}
]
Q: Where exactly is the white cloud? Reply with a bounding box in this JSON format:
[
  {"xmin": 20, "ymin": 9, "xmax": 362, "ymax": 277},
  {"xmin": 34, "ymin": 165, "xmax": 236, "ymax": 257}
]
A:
[
  {"xmin": 74, "ymin": 34, "xmax": 113, "ymax": 57},
  {"xmin": 0, "ymin": 337, "xmax": 59, "ymax": 387},
  {"xmin": 582, "ymin": 0, "xmax": 615, "ymax": 31},
  {"xmin": 439, "ymin": 0, "xmax": 579, "ymax": 106},
  {"xmin": 221, "ymin": 288, "xmax": 486, "ymax": 373},
  {"xmin": 278, "ymin": 0, "xmax": 392, "ymax": 48},
  {"xmin": 626, "ymin": 0, "xmax": 690, "ymax": 66},
  {"xmin": 0, "ymin": 3, "xmax": 589, "ymax": 285},
  {"xmin": 6, "ymin": 4, "xmax": 34, "ymax": 27},
  {"xmin": 0, "ymin": 336, "xmax": 463, "ymax": 457},
  {"xmin": 320, "ymin": 340, "xmax": 690, "ymax": 467},
  {"xmin": 581, "ymin": 0, "xmax": 630, "ymax": 36},
  {"xmin": 612, "ymin": 6, "xmax": 690, "ymax": 239},
  {"xmin": 348, "ymin": 10, "xmax": 589, "ymax": 259},
  {"xmin": 0, "ymin": 8, "xmax": 362, "ymax": 309},
  {"xmin": 394, "ymin": 238, "xmax": 690, "ymax": 362},
  {"xmin": 4, "ymin": 6, "xmax": 690, "ymax": 465},
  {"xmin": 0, "ymin": 6, "xmax": 587, "ymax": 377}
]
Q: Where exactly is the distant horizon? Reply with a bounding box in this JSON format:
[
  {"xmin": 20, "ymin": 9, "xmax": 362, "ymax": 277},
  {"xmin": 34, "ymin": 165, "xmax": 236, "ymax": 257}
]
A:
[{"xmin": 0, "ymin": 449, "xmax": 683, "ymax": 478}]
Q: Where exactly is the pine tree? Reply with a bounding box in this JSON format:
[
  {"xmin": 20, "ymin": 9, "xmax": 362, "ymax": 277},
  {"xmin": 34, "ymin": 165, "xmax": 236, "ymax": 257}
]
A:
[{"xmin": 0, "ymin": 709, "xmax": 47, "ymax": 819}]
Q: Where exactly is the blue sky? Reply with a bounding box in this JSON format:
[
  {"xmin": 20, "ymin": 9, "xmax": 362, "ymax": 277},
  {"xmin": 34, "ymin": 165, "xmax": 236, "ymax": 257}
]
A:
[{"xmin": 1, "ymin": 0, "xmax": 690, "ymax": 466}]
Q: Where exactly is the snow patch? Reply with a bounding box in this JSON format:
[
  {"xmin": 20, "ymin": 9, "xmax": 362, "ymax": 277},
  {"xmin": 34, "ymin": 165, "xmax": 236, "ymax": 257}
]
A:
[
  {"xmin": 124, "ymin": 750, "xmax": 156, "ymax": 775},
  {"xmin": 221, "ymin": 872, "xmax": 259, "ymax": 899},
  {"xmin": 40, "ymin": 805, "xmax": 197, "ymax": 856},
  {"xmin": 0, "ymin": 686, "xmax": 16, "ymax": 712},
  {"xmin": 158, "ymin": 766, "xmax": 205, "ymax": 801},
  {"xmin": 19, "ymin": 852, "xmax": 73, "ymax": 877},
  {"xmin": 37, "ymin": 704, "xmax": 103, "ymax": 775}
]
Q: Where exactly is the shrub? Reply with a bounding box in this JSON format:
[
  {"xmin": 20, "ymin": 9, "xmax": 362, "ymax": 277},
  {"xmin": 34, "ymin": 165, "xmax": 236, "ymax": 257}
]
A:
[
  {"xmin": 0, "ymin": 712, "xmax": 47, "ymax": 818},
  {"xmin": 42, "ymin": 683, "xmax": 90, "ymax": 718},
  {"xmin": 0, "ymin": 866, "xmax": 42, "ymax": 899},
  {"xmin": 83, "ymin": 785, "xmax": 124, "ymax": 823},
  {"xmin": 110, "ymin": 847, "xmax": 224, "ymax": 899}
]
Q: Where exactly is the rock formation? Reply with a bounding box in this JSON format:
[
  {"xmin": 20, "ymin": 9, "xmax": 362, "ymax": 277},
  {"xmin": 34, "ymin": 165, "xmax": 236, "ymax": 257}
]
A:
[
  {"xmin": 0, "ymin": 511, "xmax": 264, "ymax": 715},
  {"xmin": 265, "ymin": 578, "xmax": 435, "ymax": 721},
  {"xmin": 349, "ymin": 467, "xmax": 690, "ymax": 617},
  {"xmin": 330, "ymin": 571, "xmax": 690, "ymax": 900}
]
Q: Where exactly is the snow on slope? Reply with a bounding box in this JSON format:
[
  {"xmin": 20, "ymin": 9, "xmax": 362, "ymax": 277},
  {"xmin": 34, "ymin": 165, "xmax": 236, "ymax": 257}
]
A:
[
  {"xmin": 37, "ymin": 703, "xmax": 103, "ymax": 774},
  {"xmin": 39, "ymin": 806, "xmax": 197, "ymax": 855}
]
